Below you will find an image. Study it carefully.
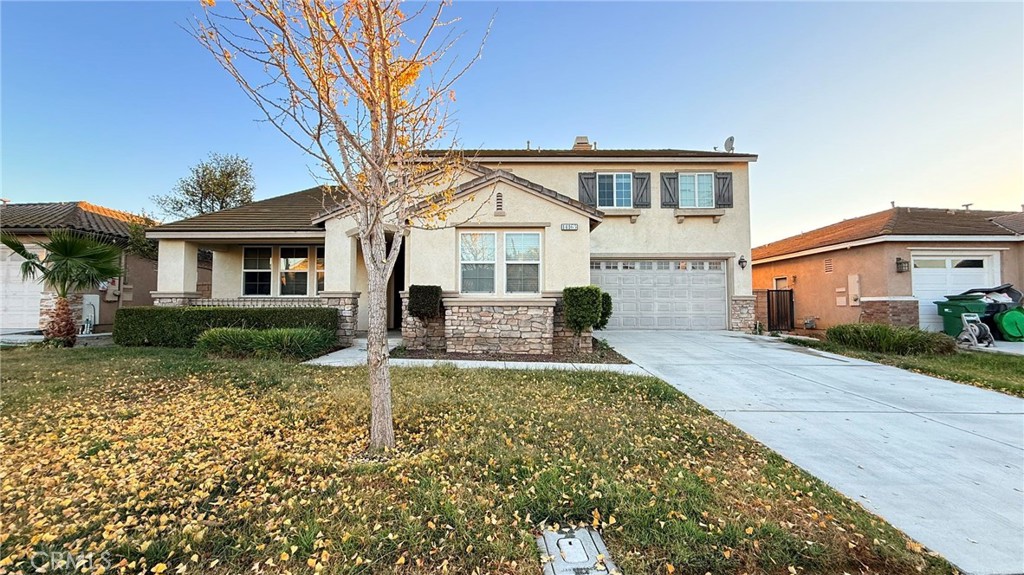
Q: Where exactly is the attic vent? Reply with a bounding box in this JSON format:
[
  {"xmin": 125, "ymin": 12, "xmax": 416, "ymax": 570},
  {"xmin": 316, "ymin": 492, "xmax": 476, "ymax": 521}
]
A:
[
  {"xmin": 824, "ymin": 258, "xmax": 834, "ymax": 273},
  {"xmin": 494, "ymin": 192, "xmax": 505, "ymax": 216}
]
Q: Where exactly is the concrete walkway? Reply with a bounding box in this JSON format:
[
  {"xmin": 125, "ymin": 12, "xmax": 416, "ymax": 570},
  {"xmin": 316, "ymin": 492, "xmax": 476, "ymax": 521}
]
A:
[
  {"xmin": 306, "ymin": 338, "xmax": 649, "ymax": 375},
  {"xmin": 602, "ymin": 330, "xmax": 1024, "ymax": 575}
]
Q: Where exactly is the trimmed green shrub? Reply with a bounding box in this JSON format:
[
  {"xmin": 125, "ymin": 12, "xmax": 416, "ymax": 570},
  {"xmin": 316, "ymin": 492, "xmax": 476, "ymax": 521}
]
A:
[
  {"xmin": 196, "ymin": 327, "xmax": 336, "ymax": 361},
  {"xmin": 408, "ymin": 285, "xmax": 442, "ymax": 319},
  {"xmin": 114, "ymin": 306, "xmax": 338, "ymax": 348},
  {"xmin": 825, "ymin": 323, "xmax": 956, "ymax": 355},
  {"xmin": 595, "ymin": 291, "xmax": 613, "ymax": 330},
  {"xmin": 562, "ymin": 286, "xmax": 602, "ymax": 336}
]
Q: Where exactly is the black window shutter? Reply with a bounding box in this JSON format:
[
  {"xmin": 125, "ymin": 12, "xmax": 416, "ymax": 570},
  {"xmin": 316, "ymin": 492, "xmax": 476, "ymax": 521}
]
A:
[
  {"xmin": 715, "ymin": 172, "xmax": 734, "ymax": 208},
  {"xmin": 660, "ymin": 173, "xmax": 678, "ymax": 208},
  {"xmin": 578, "ymin": 172, "xmax": 597, "ymax": 207},
  {"xmin": 632, "ymin": 173, "xmax": 651, "ymax": 208}
]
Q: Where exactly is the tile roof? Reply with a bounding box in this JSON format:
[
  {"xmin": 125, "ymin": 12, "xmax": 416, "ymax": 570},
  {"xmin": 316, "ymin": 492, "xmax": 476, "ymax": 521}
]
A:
[
  {"xmin": 991, "ymin": 212, "xmax": 1024, "ymax": 235},
  {"xmin": 0, "ymin": 201, "xmax": 151, "ymax": 239},
  {"xmin": 151, "ymin": 187, "xmax": 344, "ymax": 233},
  {"xmin": 422, "ymin": 149, "xmax": 757, "ymax": 160},
  {"xmin": 753, "ymin": 207, "xmax": 1018, "ymax": 261},
  {"xmin": 458, "ymin": 169, "xmax": 604, "ymax": 220}
]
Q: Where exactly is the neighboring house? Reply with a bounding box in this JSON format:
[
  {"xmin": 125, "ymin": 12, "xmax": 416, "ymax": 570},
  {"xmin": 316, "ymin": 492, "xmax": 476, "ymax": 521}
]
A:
[
  {"xmin": 147, "ymin": 137, "xmax": 758, "ymax": 352},
  {"xmin": 752, "ymin": 206, "xmax": 1024, "ymax": 331},
  {"xmin": 0, "ymin": 201, "xmax": 211, "ymax": 333}
]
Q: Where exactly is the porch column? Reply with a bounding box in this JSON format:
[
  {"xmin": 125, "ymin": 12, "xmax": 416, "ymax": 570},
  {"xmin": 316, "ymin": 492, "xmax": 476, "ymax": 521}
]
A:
[
  {"xmin": 150, "ymin": 240, "xmax": 200, "ymax": 306},
  {"xmin": 320, "ymin": 218, "xmax": 360, "ymax": 345}
]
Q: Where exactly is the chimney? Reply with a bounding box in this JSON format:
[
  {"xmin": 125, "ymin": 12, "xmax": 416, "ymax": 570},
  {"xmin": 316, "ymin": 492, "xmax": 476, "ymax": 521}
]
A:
[{"xmin": 572, "ymin": 136, "xmax": 593, "ymax": 151}]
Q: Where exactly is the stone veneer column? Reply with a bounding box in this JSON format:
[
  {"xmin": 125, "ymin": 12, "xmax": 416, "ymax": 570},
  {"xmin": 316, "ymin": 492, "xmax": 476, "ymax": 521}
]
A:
[
  {"xmin": 552, "ymin": 297, "xmax": 592, "ymax": 354},
  {"xmin": 859, "ymin": 297, "xmax": 919, "ymax": 327},
  {"xmin": 399, "ymin": 293, "xmax": 446, "ymax": 350},
  {"xmin": 730, "ymin": 295, "xmax": 757, "ymax": 332},
  {"xmin": 319, "ymin": 291, "xmax": 360, "ymax": 347}
]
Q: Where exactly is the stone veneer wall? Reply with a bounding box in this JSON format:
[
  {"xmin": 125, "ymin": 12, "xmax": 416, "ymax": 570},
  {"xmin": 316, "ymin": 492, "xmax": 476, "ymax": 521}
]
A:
[
  {"xmin": 39, "ymin": 293, "xmax": 84, "ymax": 332},
  {"xmin": 860, "ymin": 298, "xmax": 919, "ymax": 327},
  {"xmin": 400, "ymin": 294, "xmax": 445, "ymax": 351},
  {"xmin": 552, "ymin": 297, "xmax": 592, "ymax": 354},
  {"xmin": 752, "ymin": 290, "xmax": 769, "ymax": 331},
  {"xmin": 149, "ymin": 293, "xmax": 359, "ymax": 346},
  {"xmin": 444, "ymin": 301, "xmax": 554, "ymax": 354},
  {"xmin": 730, "ymin": 296, "xmax": 757, "ymax": 332}
]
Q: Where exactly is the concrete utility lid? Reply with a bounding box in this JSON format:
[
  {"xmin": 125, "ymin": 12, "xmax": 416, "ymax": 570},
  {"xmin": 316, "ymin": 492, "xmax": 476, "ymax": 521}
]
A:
[{"xmin": 537, "ymin": 527, "xmax": 620, "ymax": 575}]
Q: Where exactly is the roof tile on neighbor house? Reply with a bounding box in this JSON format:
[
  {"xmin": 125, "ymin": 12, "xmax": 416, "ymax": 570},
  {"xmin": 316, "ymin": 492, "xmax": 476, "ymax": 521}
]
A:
[
  {"xmin": 421, "ymin": 148, "xmax": 758, "ymax": 160},
  {"xmin": 991, "ymin": 212, "xmax": 1024, "ymax": 235},
  {"xmin": 151, "ymin": 187, "xmax": 345, "ymax": 233},
  {"xmin": 0, "ymin": 201, "xmax": 151, "ymax": 239},
  {"xmin": 752, "ymin": 207, "xmax": 1017, "ymax": 261}
]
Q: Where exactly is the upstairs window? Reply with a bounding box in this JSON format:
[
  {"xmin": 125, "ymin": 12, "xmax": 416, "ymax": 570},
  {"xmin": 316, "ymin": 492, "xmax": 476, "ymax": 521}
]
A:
[
  {"xmin": 279, "ymin": 246, "xmax": 309, "ymax": 296},
  {"xmin": 679, "ymin": 173, "xmax": 715, "ymax": 208},
  {"xmin": 597, "ymin": 173, "xmax": 632, "ymax": 208},
  {"xmin": 243, "ymin": 247, "xmax": 272, "ymax": 296}
]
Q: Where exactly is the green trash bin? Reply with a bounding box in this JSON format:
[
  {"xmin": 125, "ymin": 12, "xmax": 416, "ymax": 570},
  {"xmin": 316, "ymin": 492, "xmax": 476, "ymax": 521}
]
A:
[{"xmin": 934, "ymin": 295, "xmax": 988, "ymax": 337}]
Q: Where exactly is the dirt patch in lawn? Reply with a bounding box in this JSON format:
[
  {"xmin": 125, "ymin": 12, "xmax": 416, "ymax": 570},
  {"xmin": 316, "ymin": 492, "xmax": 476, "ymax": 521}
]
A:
[{"xmin": 391, "ymin": 337, "xmax": 631, "ymax": 364}]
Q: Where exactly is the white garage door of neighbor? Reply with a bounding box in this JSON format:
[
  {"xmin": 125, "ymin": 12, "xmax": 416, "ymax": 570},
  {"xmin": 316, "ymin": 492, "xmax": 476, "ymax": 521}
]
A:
[
  {"xmin": 911, "ymin": 254, "xmax": 997, "ymax": 332},
  {"xmin": 590, "ymin": 259, "xmax": 728, "ymax": 330},
  {"xmin": 1, "ymin": 245, "xmax": 44, "ymax": 332}
]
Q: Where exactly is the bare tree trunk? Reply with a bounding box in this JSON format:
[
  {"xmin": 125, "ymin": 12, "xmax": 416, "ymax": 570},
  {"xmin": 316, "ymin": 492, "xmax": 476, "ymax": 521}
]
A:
[{"xmin": 364, "ymin": 222, "xmax": 396, "ymax": 451}]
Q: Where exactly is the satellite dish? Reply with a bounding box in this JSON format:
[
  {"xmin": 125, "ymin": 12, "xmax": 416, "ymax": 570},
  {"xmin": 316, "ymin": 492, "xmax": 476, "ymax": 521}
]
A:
[{"xmin": 724, "ymin": 136, "xmax": 735, "ymax": 153}]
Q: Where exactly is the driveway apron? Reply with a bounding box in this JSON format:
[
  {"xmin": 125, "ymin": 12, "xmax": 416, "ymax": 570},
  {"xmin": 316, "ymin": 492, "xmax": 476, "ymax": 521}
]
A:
[{"xmin": 602, "ymin": 330, "xmax": 1024, "ymax": 575}]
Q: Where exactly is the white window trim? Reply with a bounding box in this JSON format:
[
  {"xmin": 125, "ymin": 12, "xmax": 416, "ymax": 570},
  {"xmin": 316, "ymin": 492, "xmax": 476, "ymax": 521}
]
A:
[
  {"xmin": 458, "ymin": 230, "xmax": 543, "ymax": 296},
  {"xmin": 241, "ymin": 246, "xmax": 274, "ymax": 297},
  {"xmin": 504, "ymin": 232, "xmax": 542, "ymax": 294},
  {"xmin": 597, "ymin": 172, "xmax": 633, "ymax": 209},
  {"xmin": 678, "ymin": 172, "xmax": 716, "ymax": 209},
  {"xmin": 241, "ymin": 245, "xmax": 320, "ymax": 297}
]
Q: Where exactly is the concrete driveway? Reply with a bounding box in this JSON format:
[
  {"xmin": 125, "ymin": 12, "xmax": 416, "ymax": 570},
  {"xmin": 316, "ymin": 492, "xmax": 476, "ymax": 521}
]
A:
[{"xmin": 602, "ymin": 330, "xmax": 1024, "ymax": 575}]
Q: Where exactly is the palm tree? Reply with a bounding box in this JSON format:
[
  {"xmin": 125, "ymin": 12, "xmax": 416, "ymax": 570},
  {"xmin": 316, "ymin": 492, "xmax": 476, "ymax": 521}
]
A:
[{"xmin": 1, "ymin": 230, "xmax": 122, "ymax": 346}]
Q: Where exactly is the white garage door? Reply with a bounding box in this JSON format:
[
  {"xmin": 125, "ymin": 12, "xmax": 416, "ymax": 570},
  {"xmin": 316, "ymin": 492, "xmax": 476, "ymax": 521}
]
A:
[
  {"xmin": 1, "ymin": 245, "xmax": 44, "ymax": 332},
  {"xmin": 590, "ymin": 259, "xmax": 728, "ymax": 330},
  {"xmin": 911, "ymin": 254, "xmax": 996, "ymax": 331}
]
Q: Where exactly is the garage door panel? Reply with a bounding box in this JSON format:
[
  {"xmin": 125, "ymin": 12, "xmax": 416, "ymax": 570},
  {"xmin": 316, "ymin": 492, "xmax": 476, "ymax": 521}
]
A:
[
  {"xmin": 912, "ymin": 255, "xmax": 996, "ymax": 331},
  {"xmin": 592, "ymin": 259, "xmax": 728, "ymax": 331}
]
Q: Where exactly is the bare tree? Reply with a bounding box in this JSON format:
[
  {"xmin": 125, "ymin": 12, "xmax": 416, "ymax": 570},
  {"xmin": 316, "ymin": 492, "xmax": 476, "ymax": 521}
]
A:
[{"xmin": 192, "ymin": 0, "xmax": 485, "ymax": 450}]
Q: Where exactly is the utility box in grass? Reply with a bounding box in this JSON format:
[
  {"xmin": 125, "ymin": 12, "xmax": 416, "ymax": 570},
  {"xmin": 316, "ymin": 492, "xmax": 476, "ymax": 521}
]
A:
[{"xmin": 537, "ymin": 527, "xmax": 620, "ymax": 574}]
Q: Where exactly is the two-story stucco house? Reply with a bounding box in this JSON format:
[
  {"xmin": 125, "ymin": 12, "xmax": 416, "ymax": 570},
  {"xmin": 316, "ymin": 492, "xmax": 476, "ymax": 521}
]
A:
[{"xmin": 147, "ymin": 137, "xmax": 758, "ymax": 352}]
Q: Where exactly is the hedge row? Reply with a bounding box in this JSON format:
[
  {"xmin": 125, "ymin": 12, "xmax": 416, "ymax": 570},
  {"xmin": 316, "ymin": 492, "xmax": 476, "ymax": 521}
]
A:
[
  {"xmin": 114, "ymin": 306, "xmax": 338, "ymax": 348},
  {"xmin": 196, "ymin": 327, "xmax": 336, "ymax": 361},
  {"xmin": 826, "ymin": 323, "xmax": 956, "ymax": 356}
]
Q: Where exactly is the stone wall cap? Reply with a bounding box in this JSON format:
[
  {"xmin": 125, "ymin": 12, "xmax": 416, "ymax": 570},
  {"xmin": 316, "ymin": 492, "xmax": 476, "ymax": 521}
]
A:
[
  {"xmin": 442, "ymin": 297, "xmax": 557, "ymax": 307},
  {"xmin": 150, "ymin": 291, "xmax": 201, "ymax": 298},
  {"xmin": 860, "ymin": 296, "xmax": 918, "ymax": 302},
  {"xmin": 730, "ymin": 295, "xmax": 757, "ymax": 300},
  {"xmin": 318, "ymin": 291, "xmax": 362, "ymax": 298}
]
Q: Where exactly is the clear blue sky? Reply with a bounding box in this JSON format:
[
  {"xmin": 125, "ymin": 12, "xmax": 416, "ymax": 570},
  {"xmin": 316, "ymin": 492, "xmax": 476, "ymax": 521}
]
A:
[{"xmin": 3, "ymin": 1, "xmax": 1022, "ymax": 245}]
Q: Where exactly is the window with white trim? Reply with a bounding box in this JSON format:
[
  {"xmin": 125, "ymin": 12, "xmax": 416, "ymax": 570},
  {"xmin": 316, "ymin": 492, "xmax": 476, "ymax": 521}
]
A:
[
  {"xmin": 460, "ymin": 232, "xmax": 496, "ymax": 293},
  {"xmin": 505, "ymin": 232, "xmax": 540, "ymax": 293},
  {"xmin": 678, "ymin": 173, "xmax": 715, "ymax": 208},
  {"xmin": 243, "ymin": 247, "xmax": 272, "ymax": 296},
  {"xmin": 279, "ymin": 246, "xmax": 310, "ymax": 296},
  {"xmin": 597, "ymin": 173, "xmax": 632, "ymax": 208},
  {"xmin": 316, "ymin": 246, "xmax": 325, "ymax": 293}
]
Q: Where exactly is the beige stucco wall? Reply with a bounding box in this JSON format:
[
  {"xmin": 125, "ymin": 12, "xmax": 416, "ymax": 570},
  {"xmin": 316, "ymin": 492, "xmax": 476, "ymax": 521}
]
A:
[
  {"xmin": 156, "ymin": 240, "xmax": 199, "ymax": 293},
  {"xmin": 405, "ymin": 179, "xmax": 592, "ymax": 294},
  {"xmin": 478, "ymin": 161, "xmax": 753, "ymax": 297},
  {"xmin": 753, "ymin": 240, "xmax": 1023, "ymax": 328},
  {"xmin": 211, "ymin": 248, "xmax": 243, "ymax": 298}
]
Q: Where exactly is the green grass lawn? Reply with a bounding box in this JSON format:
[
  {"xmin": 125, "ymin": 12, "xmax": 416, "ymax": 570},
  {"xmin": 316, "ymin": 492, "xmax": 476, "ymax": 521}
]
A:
[
  {"xmin": 0, "ymin": 346, "xmax": 953, "ymax": 574},
  {"xmin": 786, "ymin": 337, "xmax": 1024, "ymax": 398}
]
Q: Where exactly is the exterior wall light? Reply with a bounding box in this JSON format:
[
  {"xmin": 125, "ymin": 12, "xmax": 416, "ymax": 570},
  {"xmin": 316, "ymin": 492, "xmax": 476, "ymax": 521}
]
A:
[
  {"xmin": 738, "ymin": 256, "xmax": 748, "ymax": 269},
  {"xmin": 895, "ymin": 257, "xmax": 910, "ymax": 273}
]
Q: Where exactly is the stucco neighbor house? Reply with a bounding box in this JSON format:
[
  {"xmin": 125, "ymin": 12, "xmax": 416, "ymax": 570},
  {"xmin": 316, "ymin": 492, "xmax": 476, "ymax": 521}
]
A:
[
  {"xmin": 147, "ymin": 137, "xmax": 758, "ymax": 353},
  {"xmin": 0, "ymin": 201, "xmax": 211, "ymax": 334},
  {"xmin": 751, "ymin": 206, "xmax": 1024, "ymax": 332}
]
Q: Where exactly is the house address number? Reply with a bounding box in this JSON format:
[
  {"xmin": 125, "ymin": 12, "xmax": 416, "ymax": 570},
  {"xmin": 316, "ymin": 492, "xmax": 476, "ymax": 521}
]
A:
[{"xmin": 560, "ymin": 223, "xmax": 579, "ymax": 231}]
